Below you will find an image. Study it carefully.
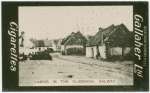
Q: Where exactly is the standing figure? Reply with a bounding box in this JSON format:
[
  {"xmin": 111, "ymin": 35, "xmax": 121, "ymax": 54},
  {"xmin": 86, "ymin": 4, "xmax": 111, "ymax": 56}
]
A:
[{"xmin": 96, "ymin": 51, "xmax": 100, "ymax": 59}]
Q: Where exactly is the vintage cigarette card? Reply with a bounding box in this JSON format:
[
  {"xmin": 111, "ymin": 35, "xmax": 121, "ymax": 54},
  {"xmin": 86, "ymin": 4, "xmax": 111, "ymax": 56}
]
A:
[{"xmin": 2, "ymin": 1, "xmax": 149, "ymax": 91}]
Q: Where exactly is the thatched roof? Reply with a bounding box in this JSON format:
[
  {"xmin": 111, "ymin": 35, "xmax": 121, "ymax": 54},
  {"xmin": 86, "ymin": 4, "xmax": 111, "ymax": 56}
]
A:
[
  {"xmin": 61, "ymin": 31, "xmax": 87, "ymax": 45},
  {"xmin": 61, "ymin": 32, "xmax": 75, "ymax": 45},
  {"xmin": 86, "ymin": 24, "xmax": 114, "ymax": 46},
  {"xmin": 87, "ymin": 23, "xmax": 133, "ymax": 46},
  {"xmin": 30, "ymin": 39, "xmax": 53, "ymax": 47}
]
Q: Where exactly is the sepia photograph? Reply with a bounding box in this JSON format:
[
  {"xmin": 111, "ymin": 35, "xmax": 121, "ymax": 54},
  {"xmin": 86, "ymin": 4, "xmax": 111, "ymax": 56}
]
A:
[
  {"xmin": 2, "ymin": 1, "xmax": 149, "ymax": 91},
  {"xmin": 18, "ymin": 6, "xmax": 134, "ymax": 86}
]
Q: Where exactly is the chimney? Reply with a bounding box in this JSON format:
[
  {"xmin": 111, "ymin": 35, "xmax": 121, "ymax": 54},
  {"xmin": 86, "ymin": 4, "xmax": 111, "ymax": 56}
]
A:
[{"xmin": 99, "ymin": 27, "xmax": 103, "ymax": 31}]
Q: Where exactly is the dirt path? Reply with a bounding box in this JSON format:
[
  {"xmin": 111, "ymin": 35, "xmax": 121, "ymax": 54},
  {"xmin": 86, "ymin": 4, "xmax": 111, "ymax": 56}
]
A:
[
  {"xmin": 19, "ymin": 56, "xmax": 133, "ymax": 86},
  {"xmin": 51, "ymin": 53, "xmax": 133, "ymax": 77}
]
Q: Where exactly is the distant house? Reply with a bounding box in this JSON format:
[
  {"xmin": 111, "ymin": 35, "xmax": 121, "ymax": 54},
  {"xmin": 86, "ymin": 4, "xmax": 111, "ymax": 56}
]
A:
[
  {"xmin": 19, "ymin": 31, "xmax": 36, "ymax": 55},
  {"xmin": 86, "ymin": 24, "xmax": 133, "ymax": 59},
  {"xmin": 53, "ymin": 38, "xmax": 62, "ymax": 51},
  {"xmin": 30, "ymin": 39, "xmax": 57, "ymax": 52},
  {"xmin": 60, "ymin": 31, "xmax": 87, "ymax": 55}
]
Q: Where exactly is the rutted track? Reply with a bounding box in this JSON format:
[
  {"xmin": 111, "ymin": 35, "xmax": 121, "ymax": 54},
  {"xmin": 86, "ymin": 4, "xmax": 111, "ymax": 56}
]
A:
[{"xmin": 52, "ymin": 53, "xmax": 133, "ymax": 77}]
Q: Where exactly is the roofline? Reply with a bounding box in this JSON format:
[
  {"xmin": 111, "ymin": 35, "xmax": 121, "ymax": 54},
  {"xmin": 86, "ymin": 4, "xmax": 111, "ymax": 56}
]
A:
[
  {"xmin": 104, "ymin": 25, "xmax": 121, "ymax": 41},
  {"xmin": 64, "ymin": 33, "xmax": 75, "ymax": 45},
  {"xmin": 61, "ymin": 33, "xmax": 73, "ymax": 45},
  {"xmin": 77, "ymin": 31, "xmax": 88, "ymax": 41},
  {"xmin": 105, "ymin": 23, "xmax": 131, "ymax": 42},
  {"xmin": 89, "ymin": 24, "xmax": 114, "ymax": 43},
  {"xmin": 30, "ymin": 39, "xmax": 53, "ymax": 47},
  {"xmin": 62, "ymin": 31, "xmax": 87, "ymax": 45}
]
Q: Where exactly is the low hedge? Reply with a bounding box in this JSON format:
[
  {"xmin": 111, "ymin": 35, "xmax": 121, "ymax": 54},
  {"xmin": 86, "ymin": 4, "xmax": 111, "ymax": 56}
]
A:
[{"xmin": 67, "ymin": 47, "xmax": 85, "ymax": 55}]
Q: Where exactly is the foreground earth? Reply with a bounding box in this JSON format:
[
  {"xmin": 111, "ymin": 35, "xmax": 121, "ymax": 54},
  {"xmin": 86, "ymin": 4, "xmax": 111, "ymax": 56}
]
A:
[{"xmin": 19, "ymin": 53, "xmax": 133, "ymax": 86}]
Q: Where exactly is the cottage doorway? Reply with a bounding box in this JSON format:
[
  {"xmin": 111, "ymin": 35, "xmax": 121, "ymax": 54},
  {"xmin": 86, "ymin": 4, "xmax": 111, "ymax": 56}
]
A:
[{"xmin": 91, "ymin": 48, "xmax": 94, "ymax": 58}]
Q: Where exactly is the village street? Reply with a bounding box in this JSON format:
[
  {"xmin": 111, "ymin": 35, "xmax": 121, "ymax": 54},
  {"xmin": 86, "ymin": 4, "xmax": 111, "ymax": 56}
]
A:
[{"xmin": 19, "ymin": 53, "xmax": 133, "ymax": 86}]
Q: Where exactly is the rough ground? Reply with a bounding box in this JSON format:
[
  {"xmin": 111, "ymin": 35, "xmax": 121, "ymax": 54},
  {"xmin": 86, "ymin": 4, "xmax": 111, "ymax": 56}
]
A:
[{"xmin": 19, "ymin": 53, "xmax": 133, "ymax": 86}]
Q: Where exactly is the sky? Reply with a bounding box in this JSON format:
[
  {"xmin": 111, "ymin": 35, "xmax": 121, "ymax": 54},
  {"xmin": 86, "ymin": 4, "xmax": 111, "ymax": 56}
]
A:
[{"xmin": 19, "ymin": 6, "xmax": 133, "ymax": 40}]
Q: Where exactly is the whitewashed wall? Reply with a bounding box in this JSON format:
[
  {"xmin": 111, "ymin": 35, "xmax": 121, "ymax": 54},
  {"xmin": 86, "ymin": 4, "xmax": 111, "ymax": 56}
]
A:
[
  {"xmin": 86, "ymin": 46, "xmax": 131, "ymax": 59},
  {"xmin": 99, "ymin": 46, "xmax": 106, "ymax": 59},
  {"xmin": 109, "ymin": 47, "xmax": 122, "ymax": 56},
  {"xmin": 61, "ymin": 45, "xmax": 65, "ymax": 51},
  {"xmin": 52, "ymin": 41, "xmax": 57, "ymax": 51},
  {"xmin": 34, "ymin": 47, "xmax": 39, "ymax": 51},
  {"xmin": 86, "ymin": 47, "xmax": 92, "ymax": 57},
  {"xmin": 35, "ymin": 47, "xmax": 53, "ymax": 51},
  {"xmin": 93, "ymin": 46, "xmax": 97, "ymax": 59},
  {"xmin": 19, "ymin": 47, "xmax": 38, "ymax": 55},
  {"xmin": 66, "ymin": 45, "xmax": 83, "ymax": 49}
]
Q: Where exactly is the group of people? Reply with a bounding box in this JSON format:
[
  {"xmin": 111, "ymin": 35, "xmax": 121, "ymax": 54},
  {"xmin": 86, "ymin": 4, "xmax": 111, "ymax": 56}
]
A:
[{"xmin": 19, "ymin": 51, "xmax": 52, "ymax": 61}]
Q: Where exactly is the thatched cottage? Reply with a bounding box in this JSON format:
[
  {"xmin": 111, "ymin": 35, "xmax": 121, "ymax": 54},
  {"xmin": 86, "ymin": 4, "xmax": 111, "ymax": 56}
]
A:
[
  {"xmin": 30, "ymin": 39, "xmax": 57, "ymax": 52},
  {"xmin": 61, "ymin": 31, "xmax": 87, "ymax": 55},
  {"xmin": 86, "ymin": 24, "xmax": 133, "ymax": 59}
]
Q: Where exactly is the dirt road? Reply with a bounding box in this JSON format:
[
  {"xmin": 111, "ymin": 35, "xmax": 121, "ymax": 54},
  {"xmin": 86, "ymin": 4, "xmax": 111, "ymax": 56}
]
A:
[{"xmin": 19, "ymin": 54, "xmax": 133, "ymax": 86}]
